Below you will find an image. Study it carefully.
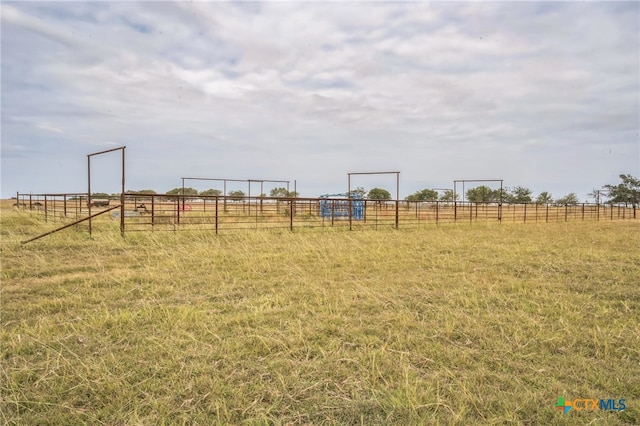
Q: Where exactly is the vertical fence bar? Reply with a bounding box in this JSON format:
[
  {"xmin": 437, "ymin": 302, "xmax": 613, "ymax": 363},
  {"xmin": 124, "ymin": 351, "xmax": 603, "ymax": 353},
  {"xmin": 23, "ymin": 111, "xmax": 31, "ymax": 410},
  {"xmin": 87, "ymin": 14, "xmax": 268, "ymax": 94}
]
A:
[
  {"xmin": 215, "ymin": 196, "xmax": 219, "ymax": 235},
  {"xmin": 546, "ymin": 204, "xmax": 549, "ymax": 223},
  {"xmin": 290, "ymin": 199, "xmax": 294, "ymax": 231},
  {"xmin": 121, "ymin": 147, "xmax": 125, "ymax": 237},
  {"xmin": 87, "ymin": 155, "xmax": 92, "ymax": 236}
]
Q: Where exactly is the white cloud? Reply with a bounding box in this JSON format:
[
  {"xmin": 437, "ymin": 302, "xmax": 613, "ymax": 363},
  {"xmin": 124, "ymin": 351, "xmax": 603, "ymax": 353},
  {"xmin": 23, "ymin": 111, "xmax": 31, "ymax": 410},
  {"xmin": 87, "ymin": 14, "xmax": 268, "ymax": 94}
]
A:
[{"xmin": 2, "ymin": 1, "xmax": 638, "ymax": 200}]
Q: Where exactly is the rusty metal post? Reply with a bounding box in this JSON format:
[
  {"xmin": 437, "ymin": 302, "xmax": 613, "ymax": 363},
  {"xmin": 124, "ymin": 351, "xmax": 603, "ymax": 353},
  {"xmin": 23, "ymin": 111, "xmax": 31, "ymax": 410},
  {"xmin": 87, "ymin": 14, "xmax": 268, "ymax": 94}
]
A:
[
  {"xmin": 176, "ymin": 196, "xmax": 180, "ymax": 225},
  {"xmin": 151, "ymin": 195, "xmax": 155, "ymax": 229},
  {"xmin": 121, "ymin": 147, "xmax": 125, "ymax": 237},
  {"xmin": 546, "ymin": 204, "xmax": 549, "ymax": 223},
  {"xmin": 44, "ymin": 195, "xmax": 48, "ymax": 222},
  {"xmin": 87, "ymin": 155, "xmax": 92, "ymax": 236},
  {"xmin": 224, "ymin": 180, "xmax": 227, "ymax": 211},
  {"xmin": 290, "ymin": 198, "xmax": 294, "ymax": 231},
  {"xmin": 215, "ymin": 196, "xmax": 219, "ymax": 234}
]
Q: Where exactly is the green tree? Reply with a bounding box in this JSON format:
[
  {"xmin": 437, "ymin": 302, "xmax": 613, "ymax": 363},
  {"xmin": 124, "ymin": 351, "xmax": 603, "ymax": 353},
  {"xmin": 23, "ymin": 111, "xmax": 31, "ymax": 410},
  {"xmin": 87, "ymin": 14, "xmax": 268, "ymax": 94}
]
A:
[
  {"xmin": 509, "ymin": 186, "xmax": 533, "ymax": 204},
  {"xmin": 405, "ymin": 189, "xmax": 439, "ymax": 201},
  {"xmin": 604, "ymin": 174, "xmax": 640, "ymax": 207},
  {"xmin": 91, "ymin": 192, "xmax": 110, "ymax": 199},
  {"xmin": 439, "ymin": 190, "xmax": 459, "ymax": 202},
  {"xmin": 200, "ymin": 189, "xmax": 222, "ymax": 196},
  {"xmin": 351, "ymin": 187, "xmax": 366, "ymax": 197},
  {"xmin": 367, "ymin": 187, "xmax": 391, "ymax": 200},
  {"xmin": 535, "ymin": 192, "xmax": 553, "ymax": 204},
  {"xmin": 129, "ymin": 189, "xmax": 156, "ymax": 201},
  {"xmin": 465, "ymin": 186, "xmax": 499, "ymax": 203},
  {"xmin": 555, "ymin": 193, "xmax": 579, "ymax": 205},
  {"xmin": 166, "ymin": 187, "xmax": 198, "ymax": 196},
  {"xmin": 228, "ymin": 190, "xmax": 245, "ymax": 199},
  {"xmin": 270, "ymin": 187, "xmax": 298, "ymax": 197}
]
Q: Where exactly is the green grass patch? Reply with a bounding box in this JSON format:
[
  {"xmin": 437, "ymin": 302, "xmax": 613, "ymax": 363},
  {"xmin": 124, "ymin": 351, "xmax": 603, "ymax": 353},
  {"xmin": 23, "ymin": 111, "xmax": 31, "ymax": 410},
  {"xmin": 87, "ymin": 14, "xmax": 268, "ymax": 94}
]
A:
[{"xmin": 1, "ymin": 210, "xmax": 639, "ymax": 424}]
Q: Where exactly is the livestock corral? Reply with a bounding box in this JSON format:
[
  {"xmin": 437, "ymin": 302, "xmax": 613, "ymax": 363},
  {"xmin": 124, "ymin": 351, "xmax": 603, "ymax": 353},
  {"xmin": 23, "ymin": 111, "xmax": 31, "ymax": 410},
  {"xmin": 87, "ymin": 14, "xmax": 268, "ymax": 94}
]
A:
[{"xmin": 11, "ymin": 191, "xmax": 637, "ymax": 239}]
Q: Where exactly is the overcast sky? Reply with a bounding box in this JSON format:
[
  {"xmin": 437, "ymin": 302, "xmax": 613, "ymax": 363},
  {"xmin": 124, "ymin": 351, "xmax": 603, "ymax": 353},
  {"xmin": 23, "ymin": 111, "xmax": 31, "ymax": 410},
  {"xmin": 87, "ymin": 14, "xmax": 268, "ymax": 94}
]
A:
[{"xmin": 2, "ymin": 1, "xmax": 638, "ymax": 201}]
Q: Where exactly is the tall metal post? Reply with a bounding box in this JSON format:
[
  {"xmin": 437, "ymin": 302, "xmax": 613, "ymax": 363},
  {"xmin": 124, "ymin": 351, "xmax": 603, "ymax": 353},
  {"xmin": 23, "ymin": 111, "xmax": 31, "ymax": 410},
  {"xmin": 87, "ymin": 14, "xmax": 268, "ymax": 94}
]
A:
[
  {"xmin": 87, "ymin": 155, "xmax": 92, "ymax": 236},
  {"xmin": 121, "ymin": 147, "xmax": 125, "ymax": 237},
  {"xmin": 395, "ymin": 172, "xmax": 400, "ymax": 229}
]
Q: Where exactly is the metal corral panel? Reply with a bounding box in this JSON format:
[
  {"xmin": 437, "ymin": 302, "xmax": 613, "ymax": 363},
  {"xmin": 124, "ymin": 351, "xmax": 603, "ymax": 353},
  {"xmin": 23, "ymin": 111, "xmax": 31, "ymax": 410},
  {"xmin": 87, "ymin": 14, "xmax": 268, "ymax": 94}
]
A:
[{"xmin": 319, "ymin": 193, "xmax": 364, "ymax": 220}]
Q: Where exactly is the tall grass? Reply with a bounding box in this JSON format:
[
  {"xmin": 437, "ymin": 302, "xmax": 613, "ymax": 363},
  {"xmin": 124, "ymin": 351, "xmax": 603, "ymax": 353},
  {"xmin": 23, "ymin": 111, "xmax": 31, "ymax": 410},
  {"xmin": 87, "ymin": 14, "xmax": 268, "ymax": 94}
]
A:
[{"xmin": 1, "ymin": 210, "xmax": 638, "ymax": 424}]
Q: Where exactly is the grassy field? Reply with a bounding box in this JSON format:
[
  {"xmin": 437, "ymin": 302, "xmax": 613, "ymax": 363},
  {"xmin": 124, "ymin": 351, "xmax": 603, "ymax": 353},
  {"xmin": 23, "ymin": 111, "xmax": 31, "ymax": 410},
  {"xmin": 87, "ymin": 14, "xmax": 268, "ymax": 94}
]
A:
[{"xmin": 1, "ymin": 209, "xmax": 639, "ymax": 425}]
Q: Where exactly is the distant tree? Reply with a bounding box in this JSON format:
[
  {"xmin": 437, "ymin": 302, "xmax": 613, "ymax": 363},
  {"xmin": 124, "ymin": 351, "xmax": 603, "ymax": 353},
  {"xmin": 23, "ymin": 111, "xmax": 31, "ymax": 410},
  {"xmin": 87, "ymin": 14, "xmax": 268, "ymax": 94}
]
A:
[
  {"xmin": 228, "ymin": 190, "xmax": 245, "ymax": 199},
  {"xmin": 586, "ymin": 189, "xmax": 604, "ymax": 204},
  {"xmin": 439, "ymin": 189, "xmax": 459, "ymax": 202},
  {"xmin": 129, "ymin": 189, "xmax": 156, "ymax": 201},
  {"xmin": 405, "ymin": 189, "xmax": 439, "ymax": 202},
  {"xmin": 555, "ymin": 193, "xmax": 580, "ymax": 205},
  {"xmin": 91, "ymin": 192, "xmax": 110, "ymax": 198},
  {"xmin": 509, "ymin": 186, "xmax": 533, "ymax": 204},
  {"xmin": 351, "ymin": 187, "xmax": 366, "ymax": 197},
  {"xmin": 166, "ymin": 187, "xmax": 198, "ymax": 196},
  {"xmin": 604, "ymin": 174, "xmax": 640, "ymax": 207},
  {"xmin": 535, "ymin": 192, "xmax": 553, "ymax": 204},
  {"xmin": 466, "ymin": 186, "xmax": 500, "ymax": 203},
  {"xmin": 270, "ymin": 187, "xmax": 298, "ymax": 197},
  {"xmin": 367, "ymin": 187, "xmax": 392, "ymax": 200},
  {"xmin": 200, "ymin": 189, "xmax": 222, "ymax": 197}
]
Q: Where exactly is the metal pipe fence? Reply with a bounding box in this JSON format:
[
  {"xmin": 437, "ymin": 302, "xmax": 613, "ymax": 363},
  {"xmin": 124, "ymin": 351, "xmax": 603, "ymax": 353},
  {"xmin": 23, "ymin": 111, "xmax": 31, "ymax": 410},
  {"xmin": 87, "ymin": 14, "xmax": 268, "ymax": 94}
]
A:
[{"xmin": 13, "ymin": 192, "xmax": 637, "ymax": 236}]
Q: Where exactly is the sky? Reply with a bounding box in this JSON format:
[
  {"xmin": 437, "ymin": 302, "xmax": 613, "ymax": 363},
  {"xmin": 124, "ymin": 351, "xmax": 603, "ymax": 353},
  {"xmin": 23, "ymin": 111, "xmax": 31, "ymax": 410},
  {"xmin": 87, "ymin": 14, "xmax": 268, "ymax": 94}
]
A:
[{"xmin": 2, "ymin": 1, "xmax": 639, "ymax": 201}]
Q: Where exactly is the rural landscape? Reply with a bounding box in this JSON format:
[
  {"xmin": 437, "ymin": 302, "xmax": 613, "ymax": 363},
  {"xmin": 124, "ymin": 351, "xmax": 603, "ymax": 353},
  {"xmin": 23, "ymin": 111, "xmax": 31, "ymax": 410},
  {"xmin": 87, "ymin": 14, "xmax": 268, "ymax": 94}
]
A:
[
  {"xmin": 2, "ymin": 1, "xmax": 639, "ymax": 425},
  {"xmin": 2, "ymin": 183, "xmax": 639, "ymax": 423}
]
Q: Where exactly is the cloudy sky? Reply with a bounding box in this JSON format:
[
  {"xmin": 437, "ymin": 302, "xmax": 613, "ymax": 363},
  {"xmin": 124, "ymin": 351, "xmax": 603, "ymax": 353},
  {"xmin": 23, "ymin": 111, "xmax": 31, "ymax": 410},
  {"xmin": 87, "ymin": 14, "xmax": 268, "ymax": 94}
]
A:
[{"xmin": 2, "ymin": 1, "xmax": 638, "ymax": 201}]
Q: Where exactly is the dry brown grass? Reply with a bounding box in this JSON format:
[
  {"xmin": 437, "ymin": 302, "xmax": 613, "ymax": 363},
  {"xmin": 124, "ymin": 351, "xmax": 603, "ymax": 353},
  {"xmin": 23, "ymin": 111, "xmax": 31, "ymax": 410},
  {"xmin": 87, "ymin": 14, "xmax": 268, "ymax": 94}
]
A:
[{"xmin": 1, "ymin": 209, "xmax": 639, "ymax": 424}]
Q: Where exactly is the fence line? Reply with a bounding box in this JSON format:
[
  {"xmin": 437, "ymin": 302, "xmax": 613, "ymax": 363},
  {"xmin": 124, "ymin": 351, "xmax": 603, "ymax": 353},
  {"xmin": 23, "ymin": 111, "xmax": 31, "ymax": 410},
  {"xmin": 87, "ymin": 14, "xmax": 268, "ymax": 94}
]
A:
[{"xmin": 13, "ymin": 192, "xmax": 637, "ymax": 237}]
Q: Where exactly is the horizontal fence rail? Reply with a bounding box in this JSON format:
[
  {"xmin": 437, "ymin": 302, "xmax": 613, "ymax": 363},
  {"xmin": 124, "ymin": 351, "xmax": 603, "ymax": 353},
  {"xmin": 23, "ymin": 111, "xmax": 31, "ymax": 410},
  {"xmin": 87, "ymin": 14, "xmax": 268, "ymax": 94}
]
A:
[{"xmin": 13, "ymin": 192, "xmax": 638, "ymax": 236}]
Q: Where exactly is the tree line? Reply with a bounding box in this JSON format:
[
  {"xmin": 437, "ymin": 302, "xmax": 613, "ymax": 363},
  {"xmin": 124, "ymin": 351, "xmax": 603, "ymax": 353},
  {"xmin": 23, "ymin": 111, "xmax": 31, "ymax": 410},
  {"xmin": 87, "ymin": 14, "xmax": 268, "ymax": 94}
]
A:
[
  {"xmin": 402, "ymin": 174, "xmax": 639, "ymax": 206},
  {"xmin": 117, "ymin": 174, "xmax": 639, "ymax": 207}
]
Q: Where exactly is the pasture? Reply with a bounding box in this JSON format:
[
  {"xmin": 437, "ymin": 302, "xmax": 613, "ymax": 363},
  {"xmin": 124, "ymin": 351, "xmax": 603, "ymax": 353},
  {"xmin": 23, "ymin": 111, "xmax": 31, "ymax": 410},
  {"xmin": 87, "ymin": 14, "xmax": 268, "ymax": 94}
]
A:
[{"xmin": 1, "ymin": 208, "xmax": 639, "ymax": 425}]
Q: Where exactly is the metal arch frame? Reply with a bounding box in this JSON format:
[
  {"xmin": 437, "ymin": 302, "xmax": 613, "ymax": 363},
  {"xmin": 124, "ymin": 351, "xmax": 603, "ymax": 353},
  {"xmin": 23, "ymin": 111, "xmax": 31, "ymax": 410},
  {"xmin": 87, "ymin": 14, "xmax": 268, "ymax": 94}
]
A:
[
  {"xmin": 87, "ymin": 146, "xmax": 126, "ymax": 237},
  {"xmin": 347, "ymin": 171, "xmax": 401, "ymax": 229},
  {"xmin": 180, "ymin": 177, "xmax": 293, "ymax": 198},
  {"xmin": 180, "ymin": 177, "xmax": 295, "ymax": 214},
  {"xmin": 453, "ymin": 178, "xmax": 504, "ymax": 222},
  {"xmin": 453, "ymin": 179, "xmax": 504, "ymax": 202}
]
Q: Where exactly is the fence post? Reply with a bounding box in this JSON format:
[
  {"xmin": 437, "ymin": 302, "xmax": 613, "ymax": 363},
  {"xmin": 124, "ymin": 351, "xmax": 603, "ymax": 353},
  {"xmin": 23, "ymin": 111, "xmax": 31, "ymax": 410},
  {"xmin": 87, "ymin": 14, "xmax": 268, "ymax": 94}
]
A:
[
  {"xmin": 290, "ymin": 199, "xmax": 294, "ymax": 231},
  {"xmin": 546, "ymin": 204, "xmax": 549, "ymax": 223},
  {"xmin": 215, "ymin": 196, "xmax": 219, "ymax": 235}
]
